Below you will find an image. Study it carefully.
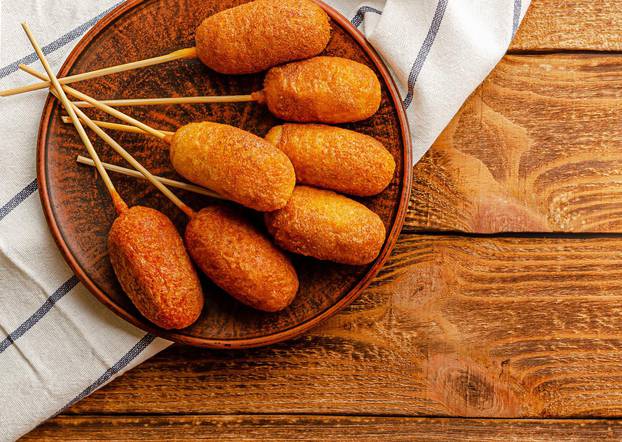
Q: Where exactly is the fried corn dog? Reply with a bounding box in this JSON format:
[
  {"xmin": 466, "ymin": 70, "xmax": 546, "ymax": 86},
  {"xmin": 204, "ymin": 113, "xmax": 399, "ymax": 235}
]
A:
[
  {"xmin": 196, "ymin": 0, "xmax": 331, "ymax": 74},
  {"xmin": 264, "ymin": 186, "xmax": 386, "ymax": 265},
  {"xmin": 185, "ymin": 205, "xmax": 299, "ymax": 312},
  {"xmin": 170, "ymin": 122, "xmax": 296, "ymax": 212},
  {"xmin": 108, "ymin": 206, "xmax": 204, "ymax": 329},
  {"xmin": 254, "ymin": 56, "xmax": 381, "ymax": 123},
  {"xmin": 265, "ymin": 124, "xmax": 395, "ymax": 196}
]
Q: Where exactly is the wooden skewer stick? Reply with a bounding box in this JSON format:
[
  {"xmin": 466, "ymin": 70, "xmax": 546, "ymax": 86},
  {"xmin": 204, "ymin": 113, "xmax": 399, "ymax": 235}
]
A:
[
  {"xmin": 72, "ymin": 95, "xmax": 256, "ymax": 108},
  {"xmin": 20, "ymin": 22, "xmax": 128, "ymax": 215},
  {"xmin": 61, "ymin": 116, "xmax": 175, "ymax": 136},
  {"xmin": 19, "ymin": 64, "xmax": 168, "ymax": 141},
  {"xmin": 0, "ymin": 47, "xmax": 197, "ymax": 97},
  {"xmin": 76, "ymin": 156, "xmax": 225, "ymax": 200},
  {"xmin": 22, "ymin": 65, "xmax": 199, "ymax": 218}
]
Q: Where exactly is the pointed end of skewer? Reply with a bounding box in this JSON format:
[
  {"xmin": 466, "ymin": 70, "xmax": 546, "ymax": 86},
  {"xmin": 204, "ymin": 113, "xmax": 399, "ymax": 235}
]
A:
[
  {"xmin": 76, "ymin": 155, "xmax": 91, "ymax": 165},
  {"xmin": 20, "ymin": 23, "xmax": 34, "ymax": 41}
]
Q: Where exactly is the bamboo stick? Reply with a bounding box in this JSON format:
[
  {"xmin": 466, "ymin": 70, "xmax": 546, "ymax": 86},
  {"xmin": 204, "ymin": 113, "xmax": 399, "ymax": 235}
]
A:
[
  {"xmin": 0, "ymin": 47, "xmax": 197, "ymax": 97},
  {"xmin": 72, "ymin": 94, "xmax": 255, "ymax": 108},
  {"xmin": 22, "ymin": 64, "xmax": 199, "ymax": 217},
  {"xmin": 19, "ymin": 64, "xmax": 168, "ymax": 141},
  {"xmin": 21, "ymin": 22, "xmax": 127, "ymax": 214},
  {"xmin": 76, "ymin": 156, "xmax": 224, "ymax": 200},
  {"xmin": 61, "ymin": 116, "xmax": 174, "ymax": 136}
]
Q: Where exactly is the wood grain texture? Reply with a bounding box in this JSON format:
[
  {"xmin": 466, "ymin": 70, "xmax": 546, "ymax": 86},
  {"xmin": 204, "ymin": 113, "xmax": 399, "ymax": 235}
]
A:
[
  {"xmin": 407, "ymin": 54, "xmax": 622, "ymax": 233},
  {"xmin": 512, "ymin": 0, "xmax": 622, "ymax": 52},
  {"xmin": 24, "ymin": 416, "xmax": 622, "ymax": 441},
  {"xmin": 50, "ymin": 234, "xmax": 622, "ymax": 418}
]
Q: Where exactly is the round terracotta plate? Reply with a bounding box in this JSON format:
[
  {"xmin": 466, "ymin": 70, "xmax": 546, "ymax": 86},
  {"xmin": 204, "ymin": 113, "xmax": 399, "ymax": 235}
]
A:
[{"xmin": 37, "ymin": 0, "xmax": 412, "ymax": 348}]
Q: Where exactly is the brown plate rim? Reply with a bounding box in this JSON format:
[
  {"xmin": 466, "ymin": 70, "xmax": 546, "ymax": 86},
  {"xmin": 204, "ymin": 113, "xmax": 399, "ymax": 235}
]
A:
[{"xmin": 36, "ymin": 0, "xmax": 413, "ymax": 349}]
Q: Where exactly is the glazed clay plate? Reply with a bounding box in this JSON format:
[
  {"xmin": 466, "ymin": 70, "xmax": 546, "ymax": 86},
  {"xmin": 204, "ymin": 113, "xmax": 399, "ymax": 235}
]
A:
[{"xmin": 37, "ymin": 0, "xmax": 412, "ymax": 348}]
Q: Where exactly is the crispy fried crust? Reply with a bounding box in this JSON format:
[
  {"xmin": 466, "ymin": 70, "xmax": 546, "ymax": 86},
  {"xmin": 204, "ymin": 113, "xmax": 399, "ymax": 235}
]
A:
[
  {"xmin": 264, "ymin": 186, "xmax": 386, "ymax": 265},
  {"xmin": 108, "ymin": 206, "xmax": 204, "ymax": 329},
  {"xmin": 170, "ymin": 122, "xmax": 295, "ymax": 212},
  {"xmin": 261, "ymin": 56, "xmax": 381, "ymax": 123},
  {"xmin": 195, "ymin": 0, "xmax": 330, "ymax": 74},
  {"xmin": 265, "ymin": 124, "xmax": 396, "ymax": 196},
  {"xmin": 185, "ymin": 206, "xmax": 299, "ymax": 312}
]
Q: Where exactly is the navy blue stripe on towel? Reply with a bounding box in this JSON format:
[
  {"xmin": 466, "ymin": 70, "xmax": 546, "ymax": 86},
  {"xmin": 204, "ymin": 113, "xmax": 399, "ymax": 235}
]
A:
[
  {"xmin": 0, "ymin": 179, "xmax": 38, "ymax": 222},
  {"xmin": 403, "ymin": 0, "xmax": 449, "ymax": 109},
  {"xmin": 0, "ymin": 275, "xmax": 79, "ymax": 353},
  {"xmin": 59, "ymin": 333, "xmax": 156, "ymax": 412},
  {"xmin": 0, "ymin": 1, "xmax": 123, "ymax": 79},
  {"xmin": 351, "ymin": 6, "xmax": 383, "ymax": 28}
]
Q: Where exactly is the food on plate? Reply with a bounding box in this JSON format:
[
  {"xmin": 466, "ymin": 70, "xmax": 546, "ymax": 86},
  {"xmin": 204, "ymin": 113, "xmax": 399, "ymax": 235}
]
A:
[
  {"xmin": 264, "ymin": 186, "xmax": 386, "ymax": 265},
  {"xmin": 108, "ymin": 206, "xmax": 205, "ymax": 328},
  {"xmin": 196, "ymin": 0, "xmax": 331, "ymax": 74},
  {"xmin": 19, "ymin": 6, "xmax": 403, "ymax": 331},
  {"xmin": 169, "ymin": 121, "xmax": 296, "ymax": 212},
  {"xmin": 185, "ymin": 205, "xmax": 299, "ymax": 312},
  {"xmin": 253, "ymin": 56, "xmax": 381, "ymax": 123},
  {"xmin": 265, "ymin": 124, "xmax": 395, "ymax": 196}
]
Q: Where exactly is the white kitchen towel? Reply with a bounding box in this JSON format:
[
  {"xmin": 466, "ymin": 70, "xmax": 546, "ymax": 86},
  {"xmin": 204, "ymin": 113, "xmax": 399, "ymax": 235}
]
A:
[{"xmin": 0, "ymin": 0, "xmax": 529, "ymax": 440}]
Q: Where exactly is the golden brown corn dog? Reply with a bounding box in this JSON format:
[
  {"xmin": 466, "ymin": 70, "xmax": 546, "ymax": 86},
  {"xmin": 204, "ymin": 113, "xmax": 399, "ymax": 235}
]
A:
[
  {"xmin": 254, "ymin": 56, "xmax": 382, "ymax": 123},
  {"xmin": 108, "ymin": 206, "xmax": 205, "ymax": 329},
  {"xmin": 264, "ymin": 186, "xmax": 386, "ymax": 265},
  {"xmin": 170, "ymin": 121, "xmax": 296, "ymax": 212},
  {"xmin": 196, "ymin": 0, "xmax": 331, "ymax": 75},
  {"xmin": 185, "ymin": 205, "xmax": 299, "ymax": 312},
  {"xmin": 265, "ymin": 124, "xmax": 396, "ymax": 196}
]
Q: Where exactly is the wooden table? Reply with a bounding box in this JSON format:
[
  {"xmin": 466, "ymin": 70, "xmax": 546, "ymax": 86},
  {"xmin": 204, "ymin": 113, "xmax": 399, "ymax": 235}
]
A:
[{"xmin": 23, "ymin": 1, "xmax": 622, "ymax": 440}]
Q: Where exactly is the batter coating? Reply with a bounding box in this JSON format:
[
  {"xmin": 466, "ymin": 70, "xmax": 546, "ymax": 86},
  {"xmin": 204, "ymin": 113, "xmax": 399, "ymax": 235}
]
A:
[
  {"xmin": 264, "ymin": 186, "xmax": 386, "ymax": 265},
  {"xmin": 256, "ymin": 56, "xmax": 381, "ymax": 123},
  {"xmin": 108, "ymin": 206, "xmax": 204, "ymax": 330},
  {"xmin": 170, "ymin": 122, "xmax": 295, "ymax": 212},
  {"xmin": 185, "ymin": 206, "xmax": 299, "ymax": 312},
  {"xmin": 196, "ymin": 0, "xmax": 331, "ymax": 75},
  {"xmin": 265, "ymin": 124, "xmax": 396, "ymax": 196}
]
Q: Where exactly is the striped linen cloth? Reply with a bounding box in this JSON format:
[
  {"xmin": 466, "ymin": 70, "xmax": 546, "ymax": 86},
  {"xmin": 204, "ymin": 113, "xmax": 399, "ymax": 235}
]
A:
[{"xmin": 0, "ymin": 0, "xmax": 529, "ymax": 439}]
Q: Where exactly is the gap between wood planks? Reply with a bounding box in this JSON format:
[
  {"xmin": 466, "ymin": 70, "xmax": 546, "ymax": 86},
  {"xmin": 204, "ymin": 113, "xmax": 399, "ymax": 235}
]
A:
[
  {"xmin": 52, "ymin": 412, "xmax": 622, "ymax": 420},
  {"xmin": 23, "ymin": 414, "xmax": 622, "ymax": 441},
  {"xmin": 508, "ymin": 49, "xmax": 622, "ymax": 55},
  {"xmin": 401, "ymin": 230, "xmax": 622, "ymax": 238}
]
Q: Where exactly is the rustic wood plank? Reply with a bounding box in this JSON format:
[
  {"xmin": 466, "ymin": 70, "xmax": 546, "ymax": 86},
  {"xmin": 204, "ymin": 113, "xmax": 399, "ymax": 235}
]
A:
[
  {"xmin": 58, "ymin": 234, "xmax": 622, "ymax": 418},
  {"xmin": 23, "ymin": 416, "xmax": 622, "ymax": 441},
  {"xmin": 407, "ymin": 53, "xmax": 622, "ymax": 233},
  {"xmin": 512, "ymin": 0, "xmax": 622, "ymax": 52}
]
